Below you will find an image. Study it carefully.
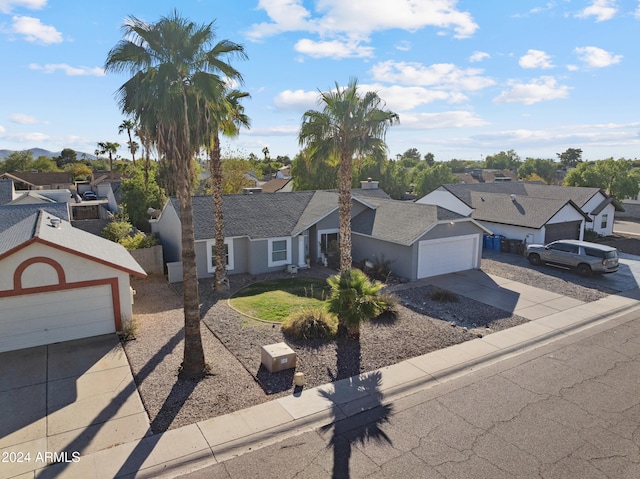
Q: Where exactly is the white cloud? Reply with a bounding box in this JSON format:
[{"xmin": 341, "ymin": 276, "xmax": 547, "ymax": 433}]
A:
[
  {"xmin": 294, "ymin": 38, "xmax": 374, "ymax": 58},
  {"xmin": 519, "ymin": 49, "xmax": 554, "ymax": 69},
  {"xmin": 0, "ymin": 0, "xmax": 46, "ymax": 14},
  {"xmin": 395, "ymin": 40, "xmax": 412, "ymax": 52},
  {"xmin": 361, "ymin": 84, "xmax": 463, "ymax": 111},
  {"xmin": 0, "ymin": 125, "xmax": 6, "ymax": 133},
  {"xmin": 245, "ymin": 125, "xmax": 300, "ymax": 136},
  {"xmin": 247, "ymin": 0, "xmax": 314, "ymax": 41},
  {"xmin": 574, "ymin": 46, "xmax": 622, "ymax": 68},
  {"xmin": 399, "ymin": 111, "xmax": 489, "ymax": 129},
  {"xmin": 273, "ymin": 89, "xmax": 320, "ymax": 111},
  {"xmin": 29, "ymin": 63, "xmax": 105, "ymax": 76},
  {"xmin": 370, "ymin": 60, "xmax": 495, "ymax": 91},
  {"xmin": 493, "ymin": 76, "xmax": 570, "ymax": 105},
  {"xmin": 576, "ymin": 0, "xmax": 617, "ymax": 21},
  {"xmin": 469, "ymin": 51, "xmax": 490, "ymax": 63},
  {"xmin": 10, "ymin": 113, "xmax": 38, "ymax": 124},
  {"xmin": 247, "ymin": 0, "xmax": 478, "ymax": 58},
  {"xmin": 10, "ymin": 15, "xmax": 62, "ymax": 44}
]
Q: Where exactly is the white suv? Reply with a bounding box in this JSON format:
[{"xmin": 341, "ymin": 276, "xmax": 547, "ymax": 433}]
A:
[{"xmin": 525, "ymin": 240, "xmax": 618, "ymax": 277}]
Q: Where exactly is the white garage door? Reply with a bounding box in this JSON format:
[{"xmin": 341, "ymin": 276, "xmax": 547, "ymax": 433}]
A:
[
  {"xmin": 418, "ymin": 235, "xmax": 479, "ymax": 279},
  {"xmin": 0, "ymin": 285, "xmax": 115, "ymax": 353}
]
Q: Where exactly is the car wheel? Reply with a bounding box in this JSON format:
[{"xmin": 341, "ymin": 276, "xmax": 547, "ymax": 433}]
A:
[
  {"xmin": 577, "ymin": 263, "xmax": 592, "ymax": 277},
  {"xmin": 528, "ymin": 254, "xmax": 541, "ymax": 266}
]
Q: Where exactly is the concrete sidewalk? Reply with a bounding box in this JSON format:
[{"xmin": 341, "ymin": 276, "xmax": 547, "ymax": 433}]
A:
[{"xmin": 6, "ymin": 276, "xmax": 640, "ymax": 478}]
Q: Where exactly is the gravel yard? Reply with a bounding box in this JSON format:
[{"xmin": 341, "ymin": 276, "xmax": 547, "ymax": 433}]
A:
[{"xmin": 124, "ymin": 255, "xmax": 611, "ymax": 434}]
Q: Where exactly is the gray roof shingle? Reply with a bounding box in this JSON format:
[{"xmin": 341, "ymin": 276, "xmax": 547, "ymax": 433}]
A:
[
  {"xmin": 0, "ymin": 180, "xmax": 13, "ymax": 205},
  {"xmin": 442, "ymin": 182, "xmax": 609, "ymax": 210},
  {"xmin": 0, "ymin": 209, "xmax": 146, "ymax": 276},
  {"xmin": 0, "ymin": 203, "xmax": 70, "ymax": 229},
  {"xmin": 466, "ymin": 192, "xmax": 585, "ymax": 228},
  {"xmin": 352, "ymin": 197, "xmax": 465, "ymax": 245},
  {"xmin": 169, "ymin": 190, "xmax": 460, "ymax": 245}
]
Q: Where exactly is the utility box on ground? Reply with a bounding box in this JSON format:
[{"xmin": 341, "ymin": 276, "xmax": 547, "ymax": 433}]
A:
[{"xmin": 261, "ymin": 342, "xmax": 297, "ymax": 373}]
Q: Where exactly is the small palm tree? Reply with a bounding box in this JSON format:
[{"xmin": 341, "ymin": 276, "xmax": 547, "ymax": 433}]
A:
[
  {"xmin": 299, "ymin": 78, "xmax": 398, "ymax": 272},
  {"xmin": 118, "ymin": 119, "xmax": 137, "ymax": 166},
  {"xmin": 327, "ymin": 268, "xmax": 384, "ymax": 339},
  {"xmin": 96, "ymin": 141, "xmax": 120, "ymax": 180}
]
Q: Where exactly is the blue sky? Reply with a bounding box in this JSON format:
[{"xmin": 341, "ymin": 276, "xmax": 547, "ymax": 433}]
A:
[{"xmin": 1, "ymin": 0, "xmax": 639, "ymax": 163}]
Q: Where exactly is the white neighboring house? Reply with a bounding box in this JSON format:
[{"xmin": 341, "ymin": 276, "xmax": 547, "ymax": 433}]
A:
[
  {"xmin": 418, "ymin": 183, "xmax": 621, "ymax": 243},
  {"xmin": 0, "ymin": 208, "xmax": 146, "ymax": 353}
]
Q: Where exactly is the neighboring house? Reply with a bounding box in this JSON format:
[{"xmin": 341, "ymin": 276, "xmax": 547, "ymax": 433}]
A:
[
  {"xmin": 0, "ymin": 171, "xmax": 73, "ymax": 190},
  {"xmin": 0, "ymin": 179, "xmax": 15, "ymax": 205},
  {"xmin": 151, "ymin": 188, "xmax": 489, "ymax": 283},
  {"xmin": 0, "ymin": 208, "xmax": 146, "ymax": 353},
  {"xmin": 8, "ymin": 189, "xmax": 73, "ymax": 205},
  {"xmin": 454, "ymin": 169, "xmax": 518, "ymax": 184},
  {"xmin": 418, "ymin": 183, "xmax": 622, "ymax": 243},
  {"xmin": 261, "ymin": 178, "xmax": 293, "ymax": 193},
  {"xmin": 0, "ymin": 202, "xmax": 71, "ymax": 226}
]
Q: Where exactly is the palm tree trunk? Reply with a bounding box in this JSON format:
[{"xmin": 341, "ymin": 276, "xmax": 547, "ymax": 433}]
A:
[
  {"xmin": 179, "ymin": 91, "xmax": 206, "ymax": 378},
  {"xmin": 338, "ymin": 150, "xmax": 353, "ymax": 273},
  {"xmin": 178, "ymin": 180, "xmax": 205, "ymax": 377},
  {"xmin": 127, "ymin": 129, "xmax": 136, "ymax": 166},
  {"xmin": 210, "ymin": 133, "xmax": 227, "ymax": 291}
]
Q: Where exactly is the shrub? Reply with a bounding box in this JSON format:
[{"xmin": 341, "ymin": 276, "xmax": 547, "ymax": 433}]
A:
[
  {"xmin": 102, "ymin": 221, "xmax": 132, "ymax": 243},
  {"xmin": 377, "ymin": 290, "xmax": 400, "ymax": 315},
  {"xmin": 362, "ymin": 253, "xmax": 394, "ymax": 282},
  {"xmin": 430, "ymin": 288, "xmax": 459, "ymax": 303},
  {"xmin": 120, "ymin": 232, "xmax": 158, "ymax": 250},
  {"xmin": 327, "ymin": 268, "xmax": 384, "ymax": 337},
  {"xmin": 583, "ymin": 229, "xmax": 599, "ymax": 242},
  {"xmin": 281, "ymin": 307, "xmax": 338, "ymax": 340}
]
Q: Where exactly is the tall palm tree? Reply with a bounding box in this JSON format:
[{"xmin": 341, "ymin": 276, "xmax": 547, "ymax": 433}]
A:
[
  {"xmin": 299, "ymin": 78, "xmax": 399, "ymax": 272},
  {"xmin": 201, "ymin": 89, "xmax": 250, "ymax": 291},
  {"xmin": 105, "ymin": 10, "xmax": 246, "ymax": 378},
  {"xmin": 118, "ymin": 119, "xmax": 137, "ymax": 166},
  {"xmin": 96, "ymin": 141, "xmax": 120, "ymax": 180}
]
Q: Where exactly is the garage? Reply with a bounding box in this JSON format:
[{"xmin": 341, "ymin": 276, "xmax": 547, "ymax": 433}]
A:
[
  {"xmin": 0, "ymin": 284, "xmax": 116, "ymax": 353},
  {"xmin": 0, "ymin": 208, "xmax": 147, "ymax": 353},
  {"xmin": 418, "ymin": 234, "xmax": 480, "ymax": 279},
  {"xmin": 544, "ymin": 221, "xmax": 581, "ymax": 243}
]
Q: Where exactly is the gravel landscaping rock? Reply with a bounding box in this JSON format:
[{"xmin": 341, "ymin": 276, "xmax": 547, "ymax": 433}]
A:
[{"xmin": 124, "ymin": 256, "xmax": 609, "ymax": 434}]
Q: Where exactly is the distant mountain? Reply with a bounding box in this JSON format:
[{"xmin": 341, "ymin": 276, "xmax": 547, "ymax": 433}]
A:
[{"xmin": 0, "ymin": 148, "xmax": 97, "ymax": 161}]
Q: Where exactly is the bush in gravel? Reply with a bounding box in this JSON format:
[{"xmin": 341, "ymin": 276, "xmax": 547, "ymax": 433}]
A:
[
  {"xmin": 281, "ymin": 307, "xmax": 338, "ymax": 339},
  {"xmin": 327, "ymin": 268, "xmax": 384, "ymax": 338},
  {"xmin": 430, "ymin": 288, "xmax": 459, "ymax": 303},
  {"xmin": 374, "ymin": 290, "xmax": 400, "ymax": 321}
]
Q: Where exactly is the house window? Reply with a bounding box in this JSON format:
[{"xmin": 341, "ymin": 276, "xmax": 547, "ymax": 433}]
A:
[
  {"xmin": 268, "ymin": 237, "xmax": 291, "ymax": 267},
  {"xmin": 320, "ymin": 232, "xmax": 338, "ymax": 254},
  {"xmin": 600, "ymin": 214, "xmax": 608, "ymax": 229},
  {"xmin": 206, "ymin": 239, "xmax": 234, "ymax": 273}
]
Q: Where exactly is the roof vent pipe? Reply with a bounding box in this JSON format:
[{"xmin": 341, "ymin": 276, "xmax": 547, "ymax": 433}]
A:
[{"xmin": 510, "ymin": 194, "xmax": 516, "ymax": 201}]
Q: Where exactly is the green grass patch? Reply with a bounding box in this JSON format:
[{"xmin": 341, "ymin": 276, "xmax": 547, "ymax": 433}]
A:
[{"xmin": 230, "ymin": 277, "xmax": 330, "ymax": 323}]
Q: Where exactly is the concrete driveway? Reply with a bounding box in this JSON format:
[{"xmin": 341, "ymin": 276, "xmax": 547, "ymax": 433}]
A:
[
  {"xmin": 483, "ymin": 248, "xmax": 640, "ymax": 294},
  {"xmin": 0, "ymin": 334, "xmax": 150, "ymax": 478}
]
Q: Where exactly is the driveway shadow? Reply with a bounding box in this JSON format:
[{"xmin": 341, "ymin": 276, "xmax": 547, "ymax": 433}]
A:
[{"xmin": 0, "ymin": 335, "xmax": 130, "ymax": 452}]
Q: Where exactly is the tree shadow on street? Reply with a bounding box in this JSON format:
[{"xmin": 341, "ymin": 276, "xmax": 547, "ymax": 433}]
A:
[{"xmin": 319, "ymin": 335, "xmax": 393, "ymax": 478}]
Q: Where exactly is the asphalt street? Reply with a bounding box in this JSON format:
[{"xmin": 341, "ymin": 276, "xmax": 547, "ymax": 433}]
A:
[{"xmin": 180, "ymin": 309, "xmax": 640, "ymax": 479}]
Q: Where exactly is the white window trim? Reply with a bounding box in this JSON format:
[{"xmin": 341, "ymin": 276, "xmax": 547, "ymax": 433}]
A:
[
  {"xmin": 318, "ymin": 228, "xmax": 339, "ymax": 258},
  {"xmin": 206, "ymin": 238, "xmax": 234, "ymax": 273},
  {"xmin": 268, "ymin": 237, "xmax": 291, "ymax": 267}
]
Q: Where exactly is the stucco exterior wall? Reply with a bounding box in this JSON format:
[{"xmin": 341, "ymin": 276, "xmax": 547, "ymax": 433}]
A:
[
  {"xmin": 0, "ymin": 242, "xmax": 134, "ymax": 322},
  {"xmin": 150, "ymin": 203, "xmax": 182, "ymax": 263},
  {"xmin": 416, "ymin": 188, "xmax": 473, "ymax": 216}
]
